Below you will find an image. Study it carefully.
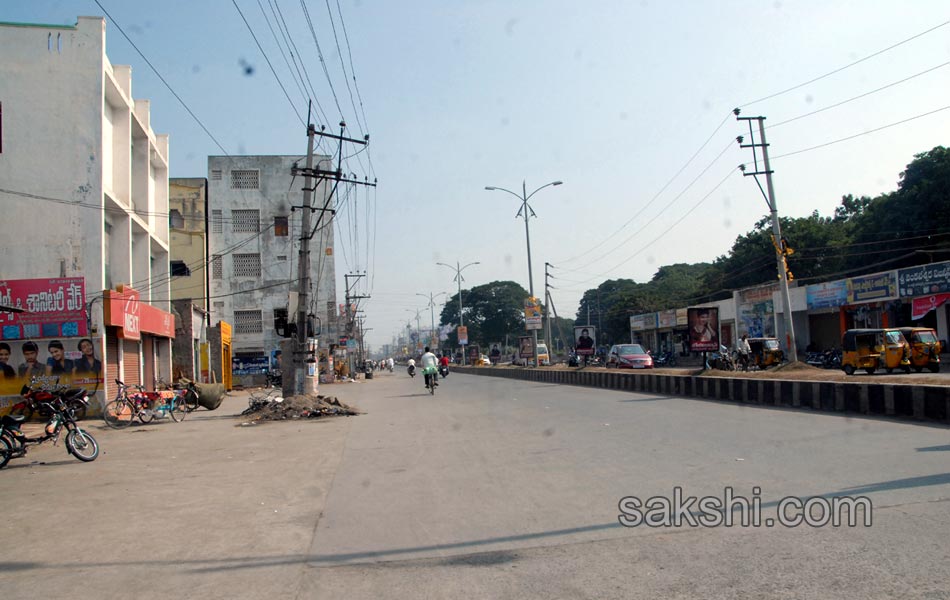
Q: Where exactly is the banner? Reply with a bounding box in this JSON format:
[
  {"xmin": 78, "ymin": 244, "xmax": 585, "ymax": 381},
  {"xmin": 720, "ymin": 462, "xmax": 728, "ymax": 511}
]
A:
[
  {"xmin": 847, "ymin": 272, "xmax": 897, "ymax": 303},
  {"xmin": 687, "ymin": 307, "xmax": 719, "ymax": 352},
  {"xmin": 524, "ymin": 297, "xmax": 542, "ymax": 331},
  {"xmin": 629, "ymin": 313, "xmax": 656, "ymax": 331},
  {"xmin": 898, "ymin": 261, "xmax": 950, "ymax": 297},
  {"xmin": 0, "ymin": 337, "xmax": 104, "ymax": 406},
  {"xmin": 574, "ymin": 326, "xmax": 596, "ymax": 356},
  {"xmin": 457, "ymin": 326, "xmax": 468, "ymax": 345},
  {"xmin": 518, "ymin": 336, "xmax": 534, "ymax": 358},
  {"xmin": 806, "ymin": 280, "xmax": 847, "ymax": 309},
  {"xmin": 0, "ymin": 277, "xmax": 87, "ymax": 340},
  {"xmin": 911, "ymin": 293, "xmax": 950, "ymax": 320}
]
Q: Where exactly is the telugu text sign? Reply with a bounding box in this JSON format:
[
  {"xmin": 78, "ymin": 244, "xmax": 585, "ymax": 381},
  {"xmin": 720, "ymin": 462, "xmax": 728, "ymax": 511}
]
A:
[{"xmin": 0, "ymin": 277, "xmax": 87, "ymax": 340}]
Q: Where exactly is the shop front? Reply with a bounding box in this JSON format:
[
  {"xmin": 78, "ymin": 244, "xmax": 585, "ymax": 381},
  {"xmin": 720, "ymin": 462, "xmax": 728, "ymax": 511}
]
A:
[
  {"xmin": 102, "ymin": 285, "xmax": 175, "ymax": 396},
  {"xmin": 898, "ymin": 261, "xmax": 950, "ymax": 345},
  {"xmin": 630, "ymin": 313, "xmax": 657, "ymax": 352}
]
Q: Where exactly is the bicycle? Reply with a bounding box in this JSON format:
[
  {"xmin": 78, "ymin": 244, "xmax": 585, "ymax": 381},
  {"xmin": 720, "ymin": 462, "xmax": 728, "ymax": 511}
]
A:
[
  {"xmin": 103, "ymin": 379, "xmax": 186, "ymax": 428},
  {"xmin": 423, "ymin": 366, "xmax": 438, "ymax": 395},
  {"xmin": 155, "ymin": 375, "xmax": 201, "ymax": 412}
]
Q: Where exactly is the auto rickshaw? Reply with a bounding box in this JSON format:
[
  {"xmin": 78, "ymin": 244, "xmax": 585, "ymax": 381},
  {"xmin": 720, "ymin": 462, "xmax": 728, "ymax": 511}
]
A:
[
  {"xmin": 840, "ymin": 328, "xmax": 910, "ymax": 375},
  {"xmin": 897, "ymin": 327, "xmax": 941, "ymax": 373},
  {"xmin": 748, "ymin": 337, "xmax": 784, "ymax": 369}
]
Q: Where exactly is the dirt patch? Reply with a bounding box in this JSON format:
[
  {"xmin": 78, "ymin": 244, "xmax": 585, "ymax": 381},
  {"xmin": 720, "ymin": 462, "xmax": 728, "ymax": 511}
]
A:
[{"xmin": 238, "ymin": 393, "xmax": 361, "ymax": 423}]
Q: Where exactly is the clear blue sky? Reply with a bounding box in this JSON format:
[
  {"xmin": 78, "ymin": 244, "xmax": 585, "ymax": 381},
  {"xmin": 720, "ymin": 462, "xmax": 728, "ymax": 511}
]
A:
[{"xmin": 5, "ymin": 1, "xmax": 950, "ymax": 349}]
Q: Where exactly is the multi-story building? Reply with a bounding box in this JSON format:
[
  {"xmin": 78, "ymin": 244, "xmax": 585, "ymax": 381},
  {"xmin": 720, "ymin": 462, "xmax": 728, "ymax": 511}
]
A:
[
  {"xmin": 0, "ymin": 17, "xmax": 175, "ymax": 408},
  {"xmin": 169, "ymin": 178, "xmax": 211, "ymax": 382},
  {"xmin": 207, "ymin": 156, "xmax": 338, "ymax": 378}
]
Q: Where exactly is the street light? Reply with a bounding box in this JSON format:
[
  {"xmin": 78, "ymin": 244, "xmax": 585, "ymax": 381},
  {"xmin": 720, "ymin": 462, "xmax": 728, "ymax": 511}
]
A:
[
  {"xmin": 485, "ymin": 180, "xmax": 563, "ymax": 367},
  {"xmin": 436, "ymin": 260, "xmax": 480, "ymax": 365},
  {"xmin": 416, "ymin": 291, "xmax": 447, "ymax": 350}
]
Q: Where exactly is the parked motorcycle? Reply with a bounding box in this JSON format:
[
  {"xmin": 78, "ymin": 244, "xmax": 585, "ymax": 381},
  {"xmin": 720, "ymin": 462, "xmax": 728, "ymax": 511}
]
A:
[
  {"xmin": 705, "ymin": 345, "xmax": 736, "ymax": 371},
  {"xmin": 1, "ymin": 386, "xmax": 99, "ymax": 468},
  {"xmin": 9, "ymin": 377, "xmax": 89, "ymax": 421}
]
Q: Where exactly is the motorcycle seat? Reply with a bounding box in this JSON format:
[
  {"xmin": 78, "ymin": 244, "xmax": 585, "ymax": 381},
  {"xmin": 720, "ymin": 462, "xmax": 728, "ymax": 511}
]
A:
[{"xmin": 2, "ymin": 414, "xmax": 26, "ymax": 425}]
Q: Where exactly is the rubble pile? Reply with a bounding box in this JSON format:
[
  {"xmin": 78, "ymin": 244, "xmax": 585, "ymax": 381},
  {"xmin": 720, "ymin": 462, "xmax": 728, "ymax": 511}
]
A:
[{"xmin": 239, "ymin": 393, "xmax": 360, "ymax": 422}]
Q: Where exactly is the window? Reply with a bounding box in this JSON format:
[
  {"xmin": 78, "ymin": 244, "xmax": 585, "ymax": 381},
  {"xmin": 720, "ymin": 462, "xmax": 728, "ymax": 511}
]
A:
[
  {"xmin": 169, "ymin": 208, "xmax": 185, "ymax": 229},
  {"xmin": 232, "ymin": 209, "xmax": 260, "ymax": 233},
  {"xmin": 211, "ymin": 255, "xmax": 223, "ymax": 279},
  {"xmin": 233, "ymin": 253, "xmax": 261, "ymax": 278},
  {"xmin": 170, "ymin": 260, "xmax": 191, "ymax": 276},
  {"xmin": 274, "ymin": 215, "xmax": 288, "ymax": 236},
  {"xmin": 213, "ymin": 301, "xmax": 225, "ymax": 313},
  {"xmin": 230, "ymin": 169, "xmax": 259, "ymax": 190},
  {"xmin": 212, "ymin": 210, "xmax": 222, "ymax": 234},
  {"xmin": 211, "ymin": 169, "xmax": 222, "ymax": 181},
  {"xmin": 234, "ymin": 310, "xmax": 263, "ymax": 334},
  {"xmin": 277, "ymin": 255, "xmax": 287, "ymax": 262}
]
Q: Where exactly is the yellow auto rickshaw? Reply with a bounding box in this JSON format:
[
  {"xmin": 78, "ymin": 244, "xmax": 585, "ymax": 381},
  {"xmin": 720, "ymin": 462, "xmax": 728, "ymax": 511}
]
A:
[
  {"xmin": 748, "ymin": 337, "xmax": 784, "ymax": 369},
  {"xmin": 898, "ymin": 327, "xmax": 941, "ymax": 373},
  {"xmin": 841, "ymin": 328, "xmax": 910, "ymax": 375}
]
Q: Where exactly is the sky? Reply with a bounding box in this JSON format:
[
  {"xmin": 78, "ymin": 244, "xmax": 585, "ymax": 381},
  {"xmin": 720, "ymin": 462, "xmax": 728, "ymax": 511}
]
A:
[{"xmin": 4, "ymin": 1, "xmax": 950, "ymax": 350}]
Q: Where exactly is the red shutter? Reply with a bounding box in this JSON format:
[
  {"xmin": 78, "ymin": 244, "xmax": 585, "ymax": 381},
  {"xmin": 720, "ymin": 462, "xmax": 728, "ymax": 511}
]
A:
[
  {"xmin": 123, "ymin": 339, "xmax": 141, "ymax": 386},
  {"xmin": 106, "ymin": 329, "xmax": 120, "ymax": 386}
]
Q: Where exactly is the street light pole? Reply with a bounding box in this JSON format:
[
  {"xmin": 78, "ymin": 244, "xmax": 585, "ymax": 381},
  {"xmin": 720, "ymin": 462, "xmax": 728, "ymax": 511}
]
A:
[
  {"xmin": 416, "ymin": 291, "xmax": 447, "ymax": 351},
  {"xmin": 485, "ymin": 180, "xmax": 563, "ymax": 367},
  {"xmin": 436, "ymin": 260, "xmax": 480, "ymax": 365}
]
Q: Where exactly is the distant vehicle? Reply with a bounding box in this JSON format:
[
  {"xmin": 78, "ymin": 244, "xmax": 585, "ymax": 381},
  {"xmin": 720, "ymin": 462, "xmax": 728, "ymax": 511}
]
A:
[
  {"xmin": 536, "ymin": 342, "xmax": 550, "ymax": 366},
  {"xmin": 476, "ymin": 354, "xmax": 492, "ymax": 366},
  {"xmin": 840, "ymin": 328, "xmax": 910, "ymax": 375},
  {"xmin": 605, "ymin": 344, "xmax": 654, "ymax": 369}
]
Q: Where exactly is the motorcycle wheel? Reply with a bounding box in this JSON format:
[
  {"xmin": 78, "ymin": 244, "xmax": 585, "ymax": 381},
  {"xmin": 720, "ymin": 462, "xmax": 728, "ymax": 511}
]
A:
[
  {"xmin": 65, "ymin": 429, "xmax": 99, "ymax": 462},
  {"xmin": 0, "ymin": 435, "xmax": 13, "ymax": 469}
]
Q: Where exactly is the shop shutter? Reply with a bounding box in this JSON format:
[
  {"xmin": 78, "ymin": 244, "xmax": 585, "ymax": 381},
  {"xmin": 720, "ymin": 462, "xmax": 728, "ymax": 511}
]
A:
[
  {"xmin": 123, "ymin": 338, "xmax": 141, "ymax": 386},
  {"xmin": 106, "ymin": 329, "xmax": 120, "ymax": 387},
  {"xmin": 143, "ymin": 336, "xmax": 155, "ymax": 391}
]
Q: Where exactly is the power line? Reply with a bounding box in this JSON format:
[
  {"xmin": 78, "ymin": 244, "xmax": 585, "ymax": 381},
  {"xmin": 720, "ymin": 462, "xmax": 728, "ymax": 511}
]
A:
[
  {"xmin": 738, "ymin": 18, "xmax": 950, "ymax": 108},
  {"xmin": 230, "ymin": 0, "xmax": 305, "ymax": 126},
  {"xmin": 771, "ymin": 104, "xmax": 950, "ymax": 160}
]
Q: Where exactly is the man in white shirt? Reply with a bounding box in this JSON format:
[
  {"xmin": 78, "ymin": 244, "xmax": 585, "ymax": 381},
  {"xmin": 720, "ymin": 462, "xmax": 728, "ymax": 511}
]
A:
[
  {"xmin": 420, "ymin": 346, "xmax": 439, "ymax": 389},
  {"xmin": 736, "ymin": 334, "xmax": 752, "ymax": 371}
]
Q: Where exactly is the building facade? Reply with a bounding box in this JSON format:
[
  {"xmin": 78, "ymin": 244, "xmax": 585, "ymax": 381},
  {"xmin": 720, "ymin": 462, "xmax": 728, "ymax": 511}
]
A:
[
  {"xmin": 0, "ymin": 17, "xmax": 175, "ymax": 409},
  {"xmin": 207, "ymin": 155, "xmax": 338, "ymax": 380}
]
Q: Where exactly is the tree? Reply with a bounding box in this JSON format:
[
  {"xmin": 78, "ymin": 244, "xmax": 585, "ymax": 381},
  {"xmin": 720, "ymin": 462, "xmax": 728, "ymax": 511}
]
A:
[{"xmin": 439, "ymin": 281, "xmax": 531, "ymax": 348}]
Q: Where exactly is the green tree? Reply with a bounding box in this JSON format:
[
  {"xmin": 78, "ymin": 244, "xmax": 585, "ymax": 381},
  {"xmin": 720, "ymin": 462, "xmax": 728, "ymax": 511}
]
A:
[{"xmin": 439, "ymin": 281, "xmax": 531, "ymax": 348}]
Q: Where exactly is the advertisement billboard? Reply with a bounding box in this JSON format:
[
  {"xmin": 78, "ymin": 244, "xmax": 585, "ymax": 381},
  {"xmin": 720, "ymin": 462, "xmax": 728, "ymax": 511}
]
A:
[
  {"xmin": 518, "ymin": 336, "xmax": 534, "ymax": 358},
  {"xmin": 524, "ymin": 297, "xmax": 543, "ymax": 331},
  {"xmin": 0, "ymin": 277, "xmax": 87, "ymax": 340},
  {"xmin": 457, "ymin": 326, "xmax": 468, "ymax": 345},
  {"xmin": 687, "ymin": 307, "xmax": 719, "ymax": 352},
  {"xmin": 574, "ymin": 326, "xmax": 596, "ymax": 356}
]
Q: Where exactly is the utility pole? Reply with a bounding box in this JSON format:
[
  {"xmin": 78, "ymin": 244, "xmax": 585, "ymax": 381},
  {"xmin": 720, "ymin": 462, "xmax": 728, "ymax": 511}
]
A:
[
  {"xmin": 544, "ymin": 262, "xmax": 553, "ymax": 358},
  {"xmin": 344, "ymin": 272, "xmax": 369, "ymax": 375},
  {"xmin": 735, "ymin": 109, "xmax": 799, "ymax": 363},
  {"xmin": 286, "ymin": 112, "xmax": 376, "ymax": 395}
]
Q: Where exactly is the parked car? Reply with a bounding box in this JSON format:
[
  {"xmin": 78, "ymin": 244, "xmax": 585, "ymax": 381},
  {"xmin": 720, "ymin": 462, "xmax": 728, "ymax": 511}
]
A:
[
  {"xmin": 605, "ymin": 344, "xmax": 654, "ymax": 369},
  {"xmin": 476, "ymin": 354, "xmax": 492, "ymax": 366}
]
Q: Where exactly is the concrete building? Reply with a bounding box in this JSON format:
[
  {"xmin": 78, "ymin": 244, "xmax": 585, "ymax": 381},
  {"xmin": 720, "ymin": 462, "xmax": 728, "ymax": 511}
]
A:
[
  {"xmin": 0, "ymin": 17, "xmax": 175, "ymax": 408},
  {"xmin": 207, "ymin": 155, "xmax": 338, "ymax": 382},
  {"xmin": 168, "ymin": 178, "xmax": 214, "ymax": 383}
]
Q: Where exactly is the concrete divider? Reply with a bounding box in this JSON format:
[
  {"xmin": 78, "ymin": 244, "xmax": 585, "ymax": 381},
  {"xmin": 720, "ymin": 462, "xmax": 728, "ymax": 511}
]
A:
[{"xmin": 452, "ymin": 366, "xmax": 950, "ymax": 425}]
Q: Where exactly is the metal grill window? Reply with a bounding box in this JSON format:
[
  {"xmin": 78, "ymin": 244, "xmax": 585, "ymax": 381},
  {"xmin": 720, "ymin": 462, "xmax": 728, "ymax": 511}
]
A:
[
  {"xmin": 233, "ymin": 310, "xmax": 263, "ymax": 334},
  {"xmin": 232, "ymin": 209, "xmax": 260, "ymax": 233},
  {"xmin": 211, "ymin": 255, "xmax": 223, "ymax": 279},
  {"xmin": 212, "ymin": 210, "xmax": 223, "ymax": 233},
  {"xmin": 233, "ymin": 253, "xmax": 261, "ymax": 278},
  {"xmin": 230, "ymin": 169, "xmax": 260, "ymax": 190}
]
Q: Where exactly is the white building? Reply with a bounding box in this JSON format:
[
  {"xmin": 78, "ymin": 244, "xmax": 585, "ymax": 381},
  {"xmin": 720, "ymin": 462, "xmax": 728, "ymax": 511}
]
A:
[
  {"xmin": 0, "ymin": 17, "xmax": 174, "ymax": 406},
  {"xmin": 207, "ymin": 155, "xmax": 338, "ymax": 377}
]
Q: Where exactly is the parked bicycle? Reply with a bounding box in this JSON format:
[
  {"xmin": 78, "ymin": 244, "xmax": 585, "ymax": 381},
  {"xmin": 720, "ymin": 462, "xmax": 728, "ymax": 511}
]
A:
[
  {"xmin": 155, "ymin": 375, "xmax": 201, "ymax": 412},
  {"xmin": 1, "ymin": 387, "xmax": 98, "ymax": 468},
  {"xmin": 103, "ymin": 379, "xmax": 187, "ymax": 428}
]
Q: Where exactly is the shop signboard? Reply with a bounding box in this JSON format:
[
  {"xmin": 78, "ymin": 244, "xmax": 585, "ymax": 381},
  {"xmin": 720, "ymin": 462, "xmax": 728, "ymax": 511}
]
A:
[
  {"xmin": 847, "ymin": 272, "xmax": 897, "ymax": 303},
  {"xmin": 657, "ymin": 309, "xmax": 677, "ymax": 329},
  {"xmin": 0, "ymin": 277, "xmax": 87, "ymax": 340},
  {"xmin": 629, "ymin": 313, "xmax": 656, "ymax": 331},
  {"xmin": 898, "ymin": 261, "xmax": 950, "ymax": 297},
  {"xmin": 806, "ymin": 280, "xmax": 847, "ymax": 309}
]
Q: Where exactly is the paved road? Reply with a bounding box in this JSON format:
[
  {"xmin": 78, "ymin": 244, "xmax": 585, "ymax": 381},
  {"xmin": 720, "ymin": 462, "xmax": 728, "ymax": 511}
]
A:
[{"xmin": 1, "ymin": 373, "xmax": 948, "ymax": 599}]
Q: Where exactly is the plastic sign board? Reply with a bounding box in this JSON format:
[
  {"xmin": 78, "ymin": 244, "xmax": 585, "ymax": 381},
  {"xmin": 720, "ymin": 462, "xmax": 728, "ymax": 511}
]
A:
[
  {"xmin": 524, "ymin": 297, "xmax": 542, "ymax": 331},
  {"xmin": 457, "ymin": 326, "xmax": 469, "ymax": 345}
]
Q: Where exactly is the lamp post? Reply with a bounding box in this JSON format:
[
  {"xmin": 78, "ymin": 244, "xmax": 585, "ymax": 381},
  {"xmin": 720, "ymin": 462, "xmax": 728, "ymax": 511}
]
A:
[
  {"xmin": 436, "ymin": 260, "xmax": 480, "ymax": 365},
  {"xmin": 416, "ymin": 291, "xmax": 447, "ymax": 351},
  {"xmin": 485, "ymin": 180, "xmax": 563, "ymax": 367}
]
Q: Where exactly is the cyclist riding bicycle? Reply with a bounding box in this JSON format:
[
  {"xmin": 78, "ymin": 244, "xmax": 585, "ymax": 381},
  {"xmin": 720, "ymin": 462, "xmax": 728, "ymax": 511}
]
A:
[{"xmin": 420, "ymin": 346, "xmax": 439, "ymax": 389}]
